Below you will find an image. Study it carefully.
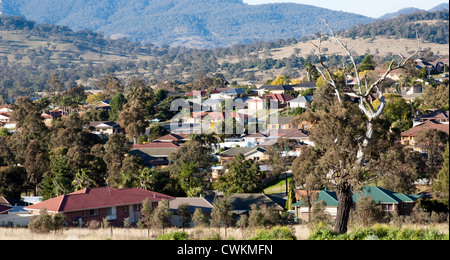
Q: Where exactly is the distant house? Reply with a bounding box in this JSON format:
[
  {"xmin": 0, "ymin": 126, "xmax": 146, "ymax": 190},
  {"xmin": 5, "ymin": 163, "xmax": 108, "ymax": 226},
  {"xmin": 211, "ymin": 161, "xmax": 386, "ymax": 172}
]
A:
[
  {"xmin": 246, "ymin": 97, "xmax": 265, "ymax": 111},
  {"xmin": 0, "ymin": 104, "xmax": 12, "ymax": 114},
  {"xmin": 417, "ymin": 110, "xmax": 449, "ymax": 124},
  {"xmin": 24, "ymin": 187, "xmax": 174, "ymax": 227},
  {"xmin": 267, "ymin": 116, "xmax": 296, "ymax": 130},
  {"xmin": 264, "ymin": 93, "xmax": 295, "ymax": 105},
  {"xmin": 401, "ymin": 120, "xmax": 449, "ymax": 150},
  {"xmin": 228, "ymin": 193, "xmax": 286, "ymax": 215},
  {"xmin": 0, "ymin": 113, "xmax": 9, "ymax": 123},
  {"xmin": 257, "ymin": 83, "xmax": 317, "ymax": 97},
  {"xmin": 219, "ymin": 88, "xmax": 246, "ymax": 99},
  {"xmin": 293, "ymin": 186, "xmax": 421, "ymax": 222},
  {"xmin": 169, "ymin": 197, "xmax": 214, "ymax": 227},
  {"xmin": 202, "ymin": 98, "xmax": 224, "ymax": 111},
  {"xmin": 288, "ymin": 95, "xmax": 314, "ymax": 109},
  {"xmin": 0, "ymin": 204, "xmax": 12, "ymax": 215},
  {"xmin": 153, "ymin": 133, "xmax": 189, "ymax": 144},
  {"xmin": 218, "ymin": 147, "xmax": 267, "ymax": 164},
  {"xmin": 130, "ymin": 142, "xmax": 180, "ymax": 169},
  {"xmin": 186, "ymin": 90, "xmax": 207, "ymax": 98},
  {"xmin": 88, "ymin": 121, "xmax": 121, "ymax": 136}
]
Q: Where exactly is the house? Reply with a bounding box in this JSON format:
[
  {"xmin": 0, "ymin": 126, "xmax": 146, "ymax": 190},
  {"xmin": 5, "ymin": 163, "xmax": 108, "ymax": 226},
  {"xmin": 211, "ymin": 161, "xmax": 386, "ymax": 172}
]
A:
[
  {"xmin": 218, "ymin": 147, "xmax": 267, "ymax": 164},
  {"xmin": 401, "ymin": 85, "xmax": 423, "ymax": 96},
  {"xmin": 24, "ymin": 187, "xmax": 174, "ymax": 227},
  {"xmin": 246, "ymin": 97, "xmax": 266, "ymax": 111},
  {"xmin": 0, "ymin": 113, "xmax": 9, "ymax": 123},
  {"xmin": 291, "ymin": 82, "xmax": 317, "ymax": 93},
  {"xmin": 88, "ymin": 121, "xmax": 121, "ymax": 136},
  {"xmin": 292, "ymin": 186, "xmax": 421, "ymax": 222},
  {"xmin": 186, "ymin": 90, "xmax": 207, "ymax": 99},
  {"xmin": 242, "ymin": 132, "xmax": 268, "ymax": 145},
  {"xmin": 288, "ymin": 95, "xmax": 314, "ymax": 109},
  {"xmin": 0, "ymin": 104, "xmax": 12, "ymax": 114},
  {"xmin": 153, "ymin": 133, "xmax": 189, "ymax": 144},
  {"xmin": 169, "ymin": 197, "xmax": 214, "ymax": 227},
  {"xmin": 202, "ymin": 98, "xmax": 224, "ymax": 112},
  {"xmin": 219, "ymin": 88, "xmax": 246, "ymax": 99},
  {"xmin": 400, "ymin": 120, "xmax": 449, "ymax": 150},
  {"xmin": 267, "ymin": 116, "xmax": 296, "ymax": 130},
  {"xmin": 264, "ymin": 93, "xmax": 295, "ymax": 105},
  {"xmin": 130, "ymin": 142, "xmax": 179, "ymax": 169},
  {"xmin": 0, "ymin": 204, "xmax": 12, "ymax": 215},
  {"xmin": 417, "ymin": 110, "xmax": 449, "ymax": 124},
  {"xmin": 227, "ymin": 193, "xmax": 286, "ymax": 215}
]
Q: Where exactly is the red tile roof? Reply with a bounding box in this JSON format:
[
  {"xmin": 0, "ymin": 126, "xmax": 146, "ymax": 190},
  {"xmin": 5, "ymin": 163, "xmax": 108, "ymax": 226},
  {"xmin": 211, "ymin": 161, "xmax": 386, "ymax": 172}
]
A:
[
  {"xmin": 401, "ymin": 121, "xmax": 449, "ymax": 137},
  {"xmin": 153, "ymin": 133, "xmax": 188, "ymax": 142},
  {"xmin": 24, "ymin": 187, "xmax": 174, "ymax": 213},
  {"xmin": 264, "ymin": 93, "xmax": 295, "ymax": 103}
]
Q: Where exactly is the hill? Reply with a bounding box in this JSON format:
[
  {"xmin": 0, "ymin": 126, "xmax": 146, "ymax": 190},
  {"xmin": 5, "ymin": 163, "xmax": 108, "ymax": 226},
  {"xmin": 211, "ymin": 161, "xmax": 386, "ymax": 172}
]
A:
[
  {"xmin": 0, "ymin": 10, "xmax": 448, "ymax": 99},
  {"xmin": 0, "ymin": 0, "xmax": 375, "ymax": 48},
  {"xmin": 378, "ymin": 3, "xmax": 449, "ymax": 20}
]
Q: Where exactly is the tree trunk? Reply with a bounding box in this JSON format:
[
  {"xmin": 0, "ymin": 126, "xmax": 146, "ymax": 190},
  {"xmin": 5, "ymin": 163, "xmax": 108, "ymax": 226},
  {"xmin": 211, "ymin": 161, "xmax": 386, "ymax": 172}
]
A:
[{"xmin": 334, "ymin": 183, "xmax": 353, "ymax": 234}]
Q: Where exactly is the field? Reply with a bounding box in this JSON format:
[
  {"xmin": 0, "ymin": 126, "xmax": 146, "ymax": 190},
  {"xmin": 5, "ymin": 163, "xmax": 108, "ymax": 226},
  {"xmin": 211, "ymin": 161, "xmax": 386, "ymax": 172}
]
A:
[
  {"xmin": 1, "ymin": 223, "xmax": 448, "ymax": 240},
  {"xmin": 0, "ymin": 225, "xmax": 311, "ymax": 240}
]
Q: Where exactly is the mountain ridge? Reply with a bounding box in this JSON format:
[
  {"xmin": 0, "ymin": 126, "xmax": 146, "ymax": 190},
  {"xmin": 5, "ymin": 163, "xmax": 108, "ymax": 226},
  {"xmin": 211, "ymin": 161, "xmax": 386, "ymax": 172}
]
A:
[
  {"xmin": 378, "ymin": 2, "xmax": 449, "ymax": 20},
  {"xmin": 0, "ymin": 0, "xmax": 374, "ymax": 48}
]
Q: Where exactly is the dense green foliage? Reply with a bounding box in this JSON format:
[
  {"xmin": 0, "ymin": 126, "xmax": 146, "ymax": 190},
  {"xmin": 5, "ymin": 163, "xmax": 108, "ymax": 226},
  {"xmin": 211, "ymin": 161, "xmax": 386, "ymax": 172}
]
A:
[{"xmin": 344, "ymin": 10, "xmax": 449, "ymax": 44}]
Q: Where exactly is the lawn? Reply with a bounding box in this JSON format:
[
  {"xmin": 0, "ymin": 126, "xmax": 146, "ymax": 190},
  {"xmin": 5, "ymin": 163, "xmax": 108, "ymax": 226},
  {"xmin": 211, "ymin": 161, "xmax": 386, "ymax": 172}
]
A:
[{"xmin": 263, "ymin": 176, "xmax": 293, "ymax": 195}]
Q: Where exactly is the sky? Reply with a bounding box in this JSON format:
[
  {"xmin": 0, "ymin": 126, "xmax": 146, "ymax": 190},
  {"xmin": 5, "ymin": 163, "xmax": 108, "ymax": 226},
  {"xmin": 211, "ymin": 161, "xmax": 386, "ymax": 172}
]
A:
[{"xmin": 243, "ymin": 0, "xmax": 447, "ymax": 18}]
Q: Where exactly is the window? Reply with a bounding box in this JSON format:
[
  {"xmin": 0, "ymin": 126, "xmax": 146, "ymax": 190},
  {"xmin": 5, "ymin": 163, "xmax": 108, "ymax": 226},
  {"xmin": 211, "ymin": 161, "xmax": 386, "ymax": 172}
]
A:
[
  {"xmin": 90, "ymin": 209, "xmax": 99, "ymax": 216},
  {"xmin": 106, "ymin": 207, "xmax": 117, "ymax": 220}
]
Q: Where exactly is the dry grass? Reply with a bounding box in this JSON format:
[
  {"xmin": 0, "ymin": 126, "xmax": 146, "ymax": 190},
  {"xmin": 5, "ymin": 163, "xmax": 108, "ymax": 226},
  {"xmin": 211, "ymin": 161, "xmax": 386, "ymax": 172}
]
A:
[
  {"xmin": 1, "ymin": 223, "xmax": 447, "ymax": 240},
  {"xmin": 0, "ymin": 225, "xmax": 311, "ymax": 240}
]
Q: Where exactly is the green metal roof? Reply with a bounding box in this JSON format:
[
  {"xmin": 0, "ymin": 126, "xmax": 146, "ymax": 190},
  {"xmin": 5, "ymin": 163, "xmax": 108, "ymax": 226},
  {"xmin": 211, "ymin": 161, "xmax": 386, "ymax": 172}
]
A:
[
  {"xmin": 353, "ymin": 186, "xmax": 420, "ymax": 204},
  {"xmin": 293, "ymin": 186, "xmax": 420, "ymax": 207}
]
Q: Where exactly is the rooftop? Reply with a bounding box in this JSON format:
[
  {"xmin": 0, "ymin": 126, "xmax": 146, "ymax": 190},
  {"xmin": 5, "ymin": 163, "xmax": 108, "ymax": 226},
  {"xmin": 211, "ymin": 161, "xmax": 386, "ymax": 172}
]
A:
[{"xmin": 24, "ymin": 187, "xmax": 174, "ymax": 213}]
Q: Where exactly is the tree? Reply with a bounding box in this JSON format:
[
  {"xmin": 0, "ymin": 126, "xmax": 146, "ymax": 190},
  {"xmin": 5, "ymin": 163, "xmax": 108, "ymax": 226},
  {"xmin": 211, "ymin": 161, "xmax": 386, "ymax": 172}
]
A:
[
  {"xmin": 248, "ymin": 204, "xmax": 279, "ymax": 228},
  {"xmin": 0, "ymin": 166, "xmax": 26, "ymax": 199},
  {"xmin": 151, "ymin": 200, "xmax": 173, "ymax": 234},
  {"xmin": 168, "ymin": 141, "xmax": 214, "ymax": 177},
  {"xmin": 210, "ymin": 197, "xmax": 234, "ymax": 237},
  {"xmin": 177, "ymin": 203, "xmax": 192, "ymax": 231},
  {"xmin": 292, "ymin": 145, "xmax": 325, "ymax": 221},
  {"xmin": 301, "ymin": 21, "xmax": 420, "ymax": 234},
  {"xmin": 103, "ymin": 133, "xmax": 132, "ymax": 186},
  {"xmin": 422, "ymin": 84, "xmax": 449, "ymax": 111},
  {"xmin": 192, "ymin": 208, "xmax": 209, "ymax": 227},
  {"xmin": 434, "ymin": 142, "xmax": 449, "ymax": 202},
  {"xmin": 415, "ymin": 129, "xmax": 449, "ymax": 185},
  {"xmin": 24, "ymin": 140, "xmax": 49, "ymax": 196},
  {"xmin": 178, "ymin": 162, "xmax": 208, "ymax": 197},
  {"xmin": 214, "ymin": 154, "xmax": 263, "ymax": 195},
  {"xmin": 109, "ymin": 93, "xmax": 127, "ymax": 121},
  {"xmin": 47, "ymin": 149, "xmax": 74, "ymax": 198},
  {"xmin": 118, "ymin": 99, "xmax": 149, "ymax": 144}
]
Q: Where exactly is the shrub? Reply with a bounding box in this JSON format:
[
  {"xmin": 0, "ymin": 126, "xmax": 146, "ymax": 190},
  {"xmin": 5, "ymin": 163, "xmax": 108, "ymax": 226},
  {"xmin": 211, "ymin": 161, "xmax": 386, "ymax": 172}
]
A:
[
  {"xmin": 308, "ymin": 225, "xmax": 449, "ymax": 240},
  {"xmin": 157, "ymin": 231, "xmax": 190, "ymax": 240},
  {"xmin": 28, "ymin": 208, "xmax": 66, "ymax": 233},
  {"xmin": 251, "ymin": 226, "xmax": 296, "ymax": 240}
]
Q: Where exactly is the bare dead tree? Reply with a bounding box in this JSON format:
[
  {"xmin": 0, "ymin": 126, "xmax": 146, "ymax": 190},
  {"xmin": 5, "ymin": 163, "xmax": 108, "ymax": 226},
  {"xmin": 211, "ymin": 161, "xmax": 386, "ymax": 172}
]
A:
[
  {"xmin": 307, "ymin": 20, "xmax": 421, "ymax": 233},
  {"xmin": 312, "ymin": 20, "xmax": 421, "ymax": 164}
]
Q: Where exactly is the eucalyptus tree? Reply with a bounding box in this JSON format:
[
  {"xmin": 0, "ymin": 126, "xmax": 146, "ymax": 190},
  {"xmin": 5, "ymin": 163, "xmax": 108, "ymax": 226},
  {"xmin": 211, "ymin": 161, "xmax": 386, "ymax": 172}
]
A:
[{"xmin": 296, "ymin": 20, "xmax": 421, "ymax": 234}]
